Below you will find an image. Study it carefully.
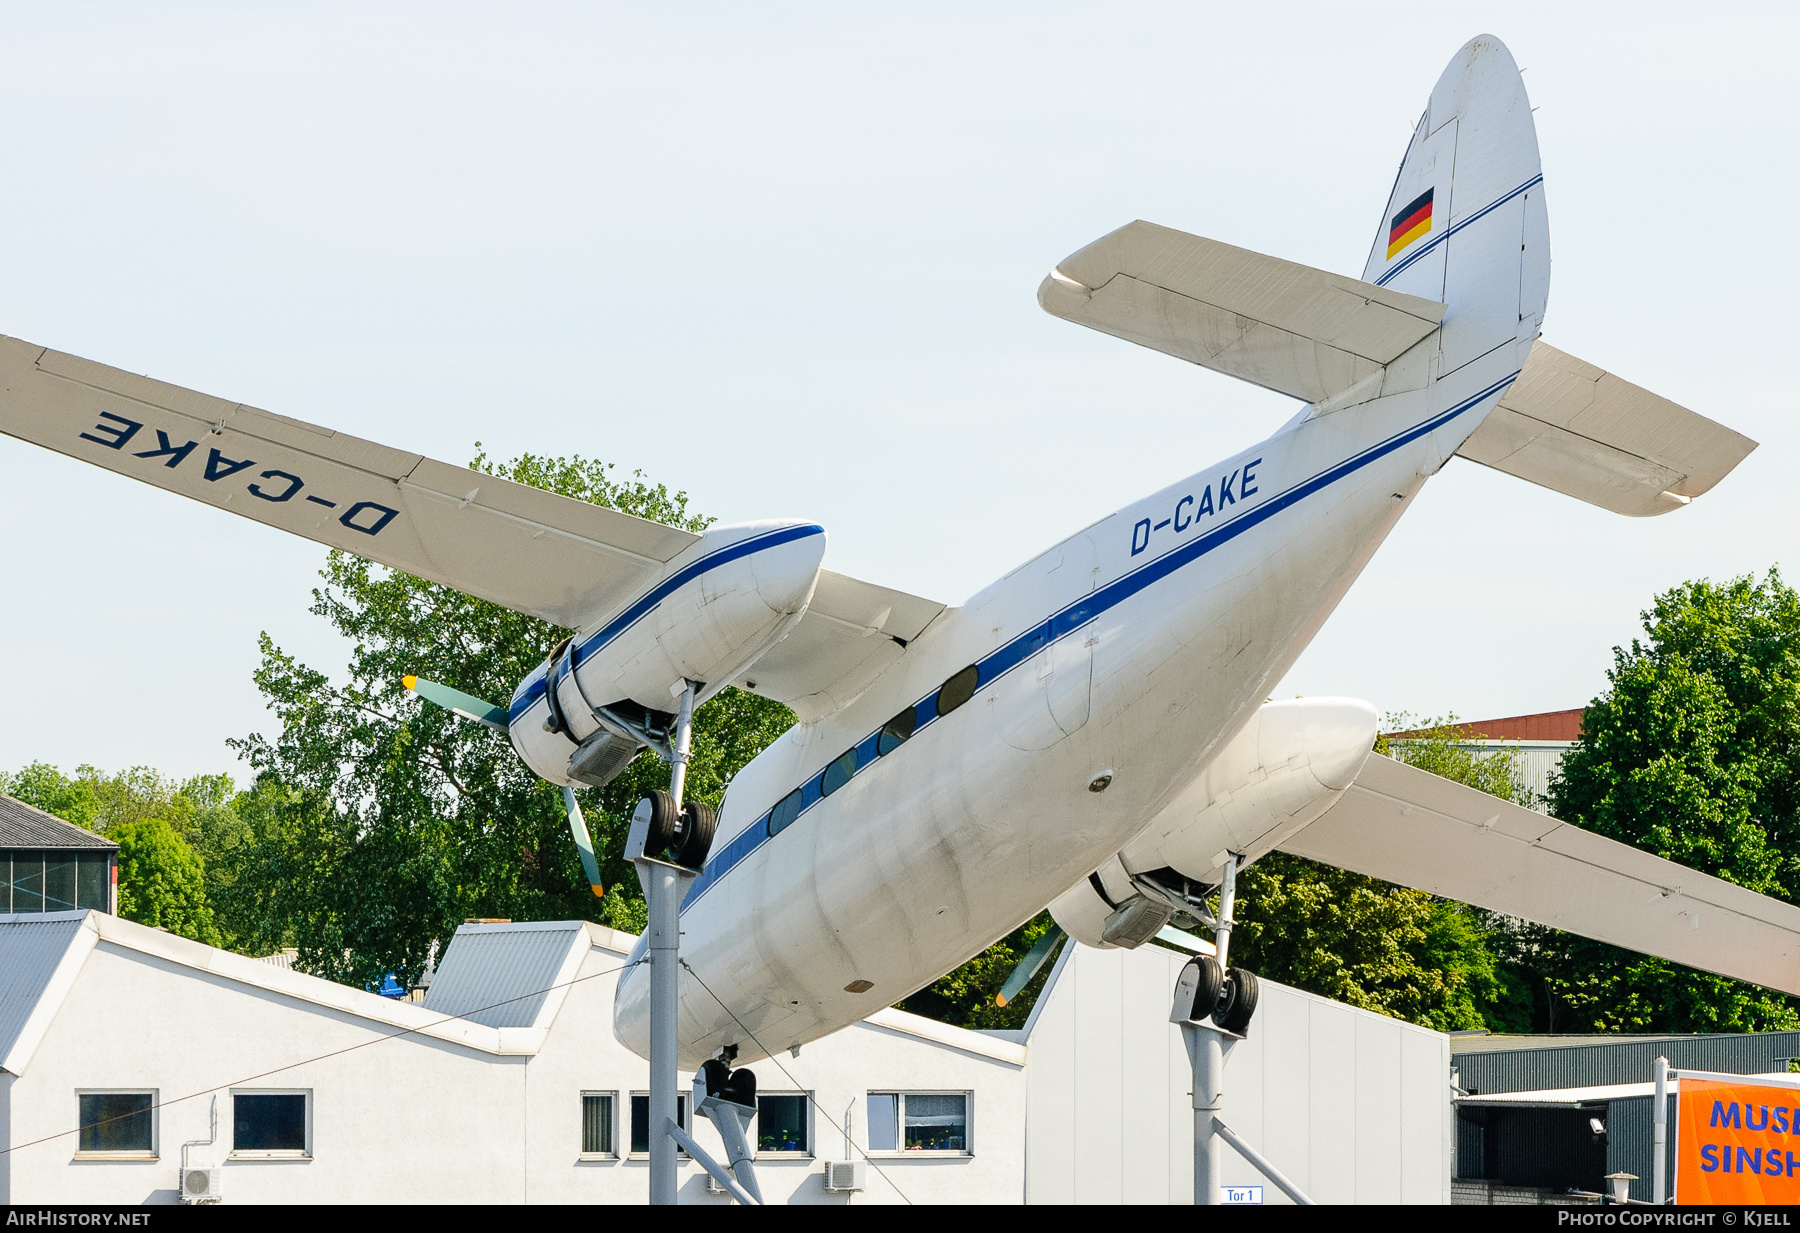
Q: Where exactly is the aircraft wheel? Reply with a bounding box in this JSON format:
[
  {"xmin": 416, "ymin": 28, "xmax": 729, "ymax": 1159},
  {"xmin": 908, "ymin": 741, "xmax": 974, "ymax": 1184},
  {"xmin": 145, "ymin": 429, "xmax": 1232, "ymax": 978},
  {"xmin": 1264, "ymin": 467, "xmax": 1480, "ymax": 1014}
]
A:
[
  {"xmin": 1179, "ymin": 955, "xmax": 1225, "ymax": 1022},
  {"xmin": 1213, "ymin": 967, "xmax": 1260, "ymax": 1034},
  {"xmin": 722, "ymin": 1066, "xmax": 757, "ymax": 1107},
  {"xmin": 640, "ymin": 790, "xmax": 679, "ymax": 857},
  {"xmin": 700, "ymin": 1057, "xmax": 732, "ymax": 1097},
  {"xmin": 677, "ymin": 800, "xmax": 717, "ymax": 868}
]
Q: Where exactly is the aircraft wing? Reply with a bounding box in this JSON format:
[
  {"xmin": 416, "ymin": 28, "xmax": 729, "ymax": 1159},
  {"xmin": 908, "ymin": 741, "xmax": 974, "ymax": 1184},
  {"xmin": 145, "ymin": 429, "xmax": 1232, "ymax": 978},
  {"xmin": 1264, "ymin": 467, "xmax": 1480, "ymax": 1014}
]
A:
[
  {"xmin": 1037, "ymin": 220, "xmax": 1446, "ymax": 404},
  {"xmin": 0, "ymin": 336, "xmax": 699, "ymax": 628},
  {"xmin": 1454, "ymin": 339, "xmax": 1758, "ymax": 517},
  {"xmin": 733, "ymin": 570, "xmax": 945, "ymax": 723},
  {"xmin": 1278, "ymin": 752, "xmax": 1800, "ymax": 996}
]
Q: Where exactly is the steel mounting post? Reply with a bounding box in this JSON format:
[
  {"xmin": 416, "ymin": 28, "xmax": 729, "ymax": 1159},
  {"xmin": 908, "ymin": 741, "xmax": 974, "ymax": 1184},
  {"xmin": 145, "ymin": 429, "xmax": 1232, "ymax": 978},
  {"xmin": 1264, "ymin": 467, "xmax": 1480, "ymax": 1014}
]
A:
[{"xmin": 644, "ymin": 679, "xmax": 700, "ymax": 1205}]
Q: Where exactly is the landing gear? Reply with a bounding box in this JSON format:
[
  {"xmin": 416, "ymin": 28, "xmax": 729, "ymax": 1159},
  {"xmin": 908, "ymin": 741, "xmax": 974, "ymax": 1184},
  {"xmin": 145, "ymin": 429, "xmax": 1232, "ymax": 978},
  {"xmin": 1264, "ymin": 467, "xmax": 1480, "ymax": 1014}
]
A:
[
  {"xmin": 1170, "ymin": 853, "xmax": 1305, "ymax": 1205},
  {"xmin": 1213, "ymin": 967, "xmax": 1259, "ymax": 1035},
  {"xmin": 629, "ymin": 680, "xmax": 745, "ymax": 1204}
]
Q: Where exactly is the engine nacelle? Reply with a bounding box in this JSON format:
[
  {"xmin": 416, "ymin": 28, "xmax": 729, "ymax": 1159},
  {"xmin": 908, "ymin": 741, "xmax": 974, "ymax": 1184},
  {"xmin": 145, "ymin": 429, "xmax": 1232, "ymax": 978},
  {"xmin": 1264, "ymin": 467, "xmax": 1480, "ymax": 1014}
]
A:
[
  {"xmin": 1050, "ymin": 697, "xmax": 1376, "ymax": 948},
  {"xmin": 507, "ymin": 520, "xmax": 826, "ymax": 787}
]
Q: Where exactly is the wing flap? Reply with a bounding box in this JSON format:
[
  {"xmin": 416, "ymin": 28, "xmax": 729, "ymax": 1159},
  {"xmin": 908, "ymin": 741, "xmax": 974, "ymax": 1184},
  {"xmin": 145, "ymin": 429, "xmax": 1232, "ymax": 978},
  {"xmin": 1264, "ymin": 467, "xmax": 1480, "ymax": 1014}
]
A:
[
  {"xmin": 1455, "ymin": 339, "xmax": 1758, "ymax": 516},
  {"xmin": 0, "ymin": 335, "xmax": 698, "ymax": 627},
  {"xmin": 1039, "ymin": 221, "xmax": 1446, "ymax": 403},
  {"xmin": 1278, "ymin": 753, "xmax": 1800, "ymax": 995},
  {"xmin": 734, "ymin": 570, "xmax": 945, "ymax": 722}
]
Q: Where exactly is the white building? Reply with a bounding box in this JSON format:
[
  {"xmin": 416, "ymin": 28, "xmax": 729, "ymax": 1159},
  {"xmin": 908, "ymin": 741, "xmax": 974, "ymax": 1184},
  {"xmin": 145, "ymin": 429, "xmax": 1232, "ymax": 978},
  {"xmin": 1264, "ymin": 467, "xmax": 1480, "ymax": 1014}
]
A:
[{"xmin": 1, "ymin": 910, "xmax": 1451, "ymax": 1204}]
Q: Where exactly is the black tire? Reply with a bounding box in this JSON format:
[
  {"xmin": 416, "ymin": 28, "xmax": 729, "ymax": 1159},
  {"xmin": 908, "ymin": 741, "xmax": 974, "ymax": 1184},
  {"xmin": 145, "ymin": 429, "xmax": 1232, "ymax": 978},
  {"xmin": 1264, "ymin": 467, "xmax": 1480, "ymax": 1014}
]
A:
[
  {"xmin": 1214, "ymin": 967, "xmax": 1260, "ymax": 1035},
  {"xmin": 1181, "ymin": 956, "xmax": 1224, "ymax": 1022},
  {"xmin": 677, "ymin": 800, "xmax": 717, "ymax": 869},
  {"xmin": 641, "ymin": 790, "xmax": 678, "ymax": 858},
  {"xmin": 723, "ymin": 1066, "xmax": 757, "ymax": 1108},
  {"xmin": 700, "ymin": 1057, "xmax": 731, "ymax": 1099}
]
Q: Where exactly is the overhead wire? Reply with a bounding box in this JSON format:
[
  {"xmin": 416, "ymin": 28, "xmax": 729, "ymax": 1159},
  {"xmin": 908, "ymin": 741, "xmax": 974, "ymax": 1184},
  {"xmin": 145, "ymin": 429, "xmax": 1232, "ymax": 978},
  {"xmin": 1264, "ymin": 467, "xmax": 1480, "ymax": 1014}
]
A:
[{"xmin": 681, "ymin": 959, "xmax": 916, "ymax": 1206}]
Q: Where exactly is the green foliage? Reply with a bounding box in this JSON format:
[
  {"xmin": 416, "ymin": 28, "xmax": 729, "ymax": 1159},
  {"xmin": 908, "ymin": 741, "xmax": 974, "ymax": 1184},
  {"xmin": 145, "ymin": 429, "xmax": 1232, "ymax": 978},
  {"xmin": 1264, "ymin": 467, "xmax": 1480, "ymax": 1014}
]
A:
[
  {"xmin": 1229, "ymin": 715, "xmax": 1526, "ymax": 1032},
  {"xmin": 1, "ymin": 762, "xmax": 249, "ymax": 946},
  {"xmin": 225, "ymin": 448, "xmax": 794, "ymax": 986},
  {"xmin": 1517, "ymin": 570, "xmax": 1800, "ymax": 1033},
  {"xmin": 111, "ymin": 818, "xmax": 222, "ymax": 946}
]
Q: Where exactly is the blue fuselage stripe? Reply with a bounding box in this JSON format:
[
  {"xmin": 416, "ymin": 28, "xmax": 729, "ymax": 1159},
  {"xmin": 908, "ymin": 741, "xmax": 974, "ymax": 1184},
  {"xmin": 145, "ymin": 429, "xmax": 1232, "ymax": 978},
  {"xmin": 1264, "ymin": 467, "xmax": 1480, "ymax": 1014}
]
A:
[
  {"xmin": 681, "ymin": 371, "xmax": 1520, "ymax": 910},
  {"xmin": 1376, "ymin": 174, "xmax": 1543, "ymax": 287},
  {"xmin": 508, "ymin": 522, "xmax": 825, "ymax": 723}
]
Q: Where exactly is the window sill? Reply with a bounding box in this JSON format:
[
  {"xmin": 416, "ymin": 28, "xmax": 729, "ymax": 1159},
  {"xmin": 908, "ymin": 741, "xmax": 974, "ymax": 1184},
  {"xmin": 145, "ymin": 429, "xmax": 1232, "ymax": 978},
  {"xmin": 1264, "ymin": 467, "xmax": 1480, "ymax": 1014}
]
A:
[
  {"xmin": 228, "ymin": 1151, "xmax": 312, "ymax": 1161},
  {"xmin": 867, "ymin": 1150, "xmax": 972, "ymax": 1159},
  {"xmin": 577, "ymin": 1153, "xmax": 619, "ymax": 1163},
  {"xmin": 72, "ymin": 1152, "xmax": 157, "ymax": 1161}
]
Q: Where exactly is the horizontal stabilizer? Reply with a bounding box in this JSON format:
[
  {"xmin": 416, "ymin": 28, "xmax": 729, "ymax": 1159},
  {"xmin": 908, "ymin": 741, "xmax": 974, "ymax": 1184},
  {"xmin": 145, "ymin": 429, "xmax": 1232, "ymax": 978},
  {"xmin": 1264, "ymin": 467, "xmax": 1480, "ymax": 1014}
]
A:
[
  {"xmin": 1038, "ymin": 221, "xmax": 1446, "ymax": 403},
  {"xmin": 1455, "ymin": 340, "xmax": 1757, "ymax": 516},
  {"xmin": 734, "ymin": 570, "xmax": 945, "ymax": 722},
  {"xmin": 1279, "ymin": 753, "xmax": 1800, "ymax": 996},
  {"xmin": 0, "ymin": 336, "xmax": 699, "ymax": 628}
]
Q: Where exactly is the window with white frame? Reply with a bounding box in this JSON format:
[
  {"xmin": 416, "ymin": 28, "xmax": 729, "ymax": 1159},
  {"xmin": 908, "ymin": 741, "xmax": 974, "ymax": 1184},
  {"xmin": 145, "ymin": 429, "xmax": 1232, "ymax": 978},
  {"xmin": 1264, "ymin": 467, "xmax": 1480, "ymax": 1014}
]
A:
[
  {"xmin": 755, "ymin": 1093, "xmax": 809, "ymax": 1155},
  {"xmin": 867, "ymin": 1092, "xmax": 969, "ymax": 1153},
  {"xmin": 231, "ymin": 1090, "xmax": 310, "ymax": 1157},
  {"xmin": 581, "ymin": 1092, "xmax": 616, "ymax": 1157},
  {"xmin": 628, "ymin": 1093, "xmax": 688, "ymax": 1156},
  {"xmin": 76, "ymin": 1091, "xmax": 155, "ymax": 1156}
]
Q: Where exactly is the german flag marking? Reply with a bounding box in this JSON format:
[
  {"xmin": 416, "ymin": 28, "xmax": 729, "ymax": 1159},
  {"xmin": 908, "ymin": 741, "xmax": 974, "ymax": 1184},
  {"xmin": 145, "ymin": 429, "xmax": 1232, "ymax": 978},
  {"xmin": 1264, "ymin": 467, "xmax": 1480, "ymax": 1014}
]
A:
[{"xmin": 1387, "ymin": 187, "xmax": 1433, "ymax": 260}]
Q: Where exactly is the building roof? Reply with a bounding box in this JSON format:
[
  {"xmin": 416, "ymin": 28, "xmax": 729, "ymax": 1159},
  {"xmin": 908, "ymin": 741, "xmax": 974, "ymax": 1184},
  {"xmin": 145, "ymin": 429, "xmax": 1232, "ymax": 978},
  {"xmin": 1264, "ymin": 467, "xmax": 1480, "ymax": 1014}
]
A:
[
  {"xmin": 423, "ymin": 921, "xmax": 589, "ymax": 1028},
  {"xmin": 0, "ymin": 910, "xmax": 1023, "ymax": 1078},
  {"xmin": 1388, "ymin": 708, "xmax": 1585, "ymax": 743},
  {"xmin": 0, "ymin": 794, "xmax": 117, "ymax": 850}
]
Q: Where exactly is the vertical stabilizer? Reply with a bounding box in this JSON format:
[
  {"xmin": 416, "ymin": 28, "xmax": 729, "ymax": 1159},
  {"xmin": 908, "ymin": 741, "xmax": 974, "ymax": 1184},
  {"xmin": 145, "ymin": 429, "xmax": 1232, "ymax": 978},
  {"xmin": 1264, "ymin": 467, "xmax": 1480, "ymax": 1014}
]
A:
[{"xmin": 1363, "ymin": 35, "xmax": 1548, "ymax": 388}]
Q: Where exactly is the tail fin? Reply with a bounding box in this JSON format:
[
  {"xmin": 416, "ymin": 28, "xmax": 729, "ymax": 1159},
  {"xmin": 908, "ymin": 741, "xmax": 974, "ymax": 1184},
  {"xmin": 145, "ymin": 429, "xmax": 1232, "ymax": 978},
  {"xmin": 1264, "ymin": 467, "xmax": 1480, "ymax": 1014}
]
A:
[{"xmin": 1363, "ymin": 35, "xmax": 1548, "ymax": 383}]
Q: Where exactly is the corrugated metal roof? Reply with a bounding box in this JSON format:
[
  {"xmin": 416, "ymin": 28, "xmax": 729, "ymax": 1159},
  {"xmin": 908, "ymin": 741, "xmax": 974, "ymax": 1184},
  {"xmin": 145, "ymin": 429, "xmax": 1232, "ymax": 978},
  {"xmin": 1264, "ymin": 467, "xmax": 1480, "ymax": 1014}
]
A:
[
  {"xmin": 0, "ymin": 795, "xmax": 117, "ymax": 849},
  {"xmin": 1454, "ymin": 1032, "xmax": 1800, "ymax": 1094},
  {"xmin": 0, "ymin": 912, "xmax": 88, "ymax": 1072},
  {"xmin": 422, "ymin": 921, "xmax": 584, "ymax": 1028}
]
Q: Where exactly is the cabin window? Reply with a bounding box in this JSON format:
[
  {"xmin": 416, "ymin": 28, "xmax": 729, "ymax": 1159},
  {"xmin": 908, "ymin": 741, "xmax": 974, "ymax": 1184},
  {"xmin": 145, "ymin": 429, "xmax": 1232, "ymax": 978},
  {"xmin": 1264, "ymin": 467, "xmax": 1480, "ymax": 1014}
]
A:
[
  {"xmin": 232, "ymin": 1091, "xmax": 310, "ymax": 1156},
  {"xmin": 820, "ymin": 749, "xmax": 858, "ymax": 797},
  {"xmin": 768, "ymin": 789, "xmax": 803, "ymax": 837},
  {"xmin": 867, "ymin": 1092, "xmax": 970, "ymax": 1153},
  {"xmin": 77, "ymin": 1092, "xmax": 154, "ymax": 1156},
  {"xmin": 581, "ymin": 1092, "xmax": 616, "ymax": 1156},
  {"xmin": 936, "ymin": 665, "xmax": 979, "ymax": 717},
  {"xmin": 756, "ymin": 1093, "xmax": 810, "ymax": 1154},
  {"xmin": 877, "ymin": 707, "xmax": 917, "ymax": 756}
]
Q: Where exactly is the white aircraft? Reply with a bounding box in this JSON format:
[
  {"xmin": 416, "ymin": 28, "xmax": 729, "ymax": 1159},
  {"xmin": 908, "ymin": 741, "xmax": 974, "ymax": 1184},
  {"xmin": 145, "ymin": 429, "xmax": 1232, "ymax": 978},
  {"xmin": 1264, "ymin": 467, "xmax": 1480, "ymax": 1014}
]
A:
[{"xmin": 0, "ymin": 35, "xmax": 1789, "ymax": 1068}]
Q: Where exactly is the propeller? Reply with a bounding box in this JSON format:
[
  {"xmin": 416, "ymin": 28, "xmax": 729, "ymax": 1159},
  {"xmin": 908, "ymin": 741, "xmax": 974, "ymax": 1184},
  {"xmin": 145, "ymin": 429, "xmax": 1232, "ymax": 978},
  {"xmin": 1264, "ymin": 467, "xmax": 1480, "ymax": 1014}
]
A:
[
  {"xmin": 993, "ymin": 921, "xmax": 1217, "ymax": 1007},
  {"xmin": 402, "ymin": 675, "xmax": 508, "ymax": 730},
  {"xmin": 995, "ymin": 923, "xmax": 1065, "ymax": 1008},
  {"xmin": 404, "ymin": 675, "xmax": 605, "ymax": 898}
]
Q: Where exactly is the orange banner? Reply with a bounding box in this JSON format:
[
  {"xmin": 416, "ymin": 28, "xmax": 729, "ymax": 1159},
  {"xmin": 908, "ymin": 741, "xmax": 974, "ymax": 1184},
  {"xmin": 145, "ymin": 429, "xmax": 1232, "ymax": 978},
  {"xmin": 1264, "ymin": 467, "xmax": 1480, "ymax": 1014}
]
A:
[{"xmin": 1676, "ymin": 1077, "xmax": 1800, "ymax": 1204}]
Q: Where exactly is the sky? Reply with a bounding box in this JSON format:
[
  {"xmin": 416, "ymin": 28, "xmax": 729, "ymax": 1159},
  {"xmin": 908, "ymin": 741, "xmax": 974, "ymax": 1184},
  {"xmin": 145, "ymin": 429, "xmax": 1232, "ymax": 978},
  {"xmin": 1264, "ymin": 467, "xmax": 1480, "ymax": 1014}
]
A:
[{"xmin": 0, "ymin": 3, "xmax": 1795, "ymax": 782}]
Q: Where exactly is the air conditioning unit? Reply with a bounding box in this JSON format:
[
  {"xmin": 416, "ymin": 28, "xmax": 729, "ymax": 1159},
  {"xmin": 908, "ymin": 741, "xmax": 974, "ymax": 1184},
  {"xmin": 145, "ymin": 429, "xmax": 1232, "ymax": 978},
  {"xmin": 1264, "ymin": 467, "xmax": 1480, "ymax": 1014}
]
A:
[
  {"xmin": 705, "ymin": 1170, "xmax": 730, "ymax": 1196},
  {"xmin": 180, "ymin": 1166, "xmax": 222, "ymax": 1203},
  {"xmin": 823, "ymin": 1160, "xmax": 866, "ymax": 1192}
]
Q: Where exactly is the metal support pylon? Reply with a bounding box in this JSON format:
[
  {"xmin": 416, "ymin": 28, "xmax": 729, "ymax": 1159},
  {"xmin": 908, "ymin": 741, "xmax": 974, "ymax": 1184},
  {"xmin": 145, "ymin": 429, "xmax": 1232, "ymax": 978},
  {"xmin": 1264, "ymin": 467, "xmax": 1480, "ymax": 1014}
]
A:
[{"xmin": 640, "ymin": 680, "xmax": 698, "ymax": 1206}]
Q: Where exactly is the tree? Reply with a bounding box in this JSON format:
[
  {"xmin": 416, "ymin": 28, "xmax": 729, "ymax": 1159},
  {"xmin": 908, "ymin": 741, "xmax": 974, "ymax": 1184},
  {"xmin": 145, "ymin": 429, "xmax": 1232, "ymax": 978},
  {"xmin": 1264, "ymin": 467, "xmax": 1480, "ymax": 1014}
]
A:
[
  {"xmin": 227, "ymin": 449, "xmax": 796, "ymax": 987},
  {"xmin": 2, "ymin": 761, "xmax": 248, "ymax": 947},
  {"xmin": 111, "ymin": 818, "xmax": 222, "ymax": 946},
  {"xmin": 1515, "ymin": 570, "xmax": 1800, "ymax": 1033}
]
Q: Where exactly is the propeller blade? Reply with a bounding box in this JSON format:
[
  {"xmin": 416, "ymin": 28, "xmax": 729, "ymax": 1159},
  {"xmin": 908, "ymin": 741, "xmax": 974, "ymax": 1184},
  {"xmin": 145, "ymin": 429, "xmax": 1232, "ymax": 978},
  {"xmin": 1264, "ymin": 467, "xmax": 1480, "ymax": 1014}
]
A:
[
  {"xmin": 996, "ymin": 923, "xmax": 1065, "ymax": 1008},
  {"xmin": 562, "ymin": 786, "xmax": 605, "ymax": 898},
  {"xmin": 404, "ymin": 675, "xmax": 509, "ymax": 731}
]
